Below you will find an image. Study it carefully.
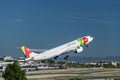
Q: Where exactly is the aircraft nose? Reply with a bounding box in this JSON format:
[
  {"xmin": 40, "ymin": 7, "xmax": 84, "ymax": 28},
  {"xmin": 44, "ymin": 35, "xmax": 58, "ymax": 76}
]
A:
[
  {"xmin": 89, "ymin": 36, "xmax": 93, "ymax": 43},
  {"xmin": 90, "ymin": 36, "xmax": 93, "ymax": 41},
  {"xmin": 84, "ymin": 36, "xmax": 93, "ymax": 44}
]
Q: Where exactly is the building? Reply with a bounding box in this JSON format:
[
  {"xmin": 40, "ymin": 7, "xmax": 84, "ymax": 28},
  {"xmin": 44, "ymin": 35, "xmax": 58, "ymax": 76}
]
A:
[{"xmin": 0, "ymin": 56, "xmax": 14, "ymax": 61}]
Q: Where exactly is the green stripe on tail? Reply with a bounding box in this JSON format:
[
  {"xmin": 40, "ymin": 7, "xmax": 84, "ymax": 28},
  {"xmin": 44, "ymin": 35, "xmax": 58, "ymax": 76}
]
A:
[{"xmin": 21, "ymin": 46, "xmax": 26, "ymax": 55}]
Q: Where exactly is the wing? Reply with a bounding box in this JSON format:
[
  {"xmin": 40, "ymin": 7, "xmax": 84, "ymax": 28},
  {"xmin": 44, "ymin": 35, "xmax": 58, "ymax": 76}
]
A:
[{"xmin": 30, "ymin": 49, "xmax": 47, "ymax": 53}]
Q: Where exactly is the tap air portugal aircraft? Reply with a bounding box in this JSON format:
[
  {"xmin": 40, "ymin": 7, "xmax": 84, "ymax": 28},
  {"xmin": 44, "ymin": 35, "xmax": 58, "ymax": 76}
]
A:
[{"xmin": 20, "ymin": 36, "xmax": 93, "ymax": 61}]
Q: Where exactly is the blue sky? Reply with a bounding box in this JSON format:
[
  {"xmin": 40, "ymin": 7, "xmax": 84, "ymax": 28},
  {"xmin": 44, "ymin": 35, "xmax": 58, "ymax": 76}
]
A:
[{"xmin": 0, "ymin": 0, "xmax": 120, "ymax": 57}]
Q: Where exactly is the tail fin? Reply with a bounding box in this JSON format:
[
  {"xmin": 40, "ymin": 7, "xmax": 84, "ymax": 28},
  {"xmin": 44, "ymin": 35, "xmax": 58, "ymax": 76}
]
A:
[{"xmin": 21, "ymin": 46, "xmax": 37, "ymax": 58}]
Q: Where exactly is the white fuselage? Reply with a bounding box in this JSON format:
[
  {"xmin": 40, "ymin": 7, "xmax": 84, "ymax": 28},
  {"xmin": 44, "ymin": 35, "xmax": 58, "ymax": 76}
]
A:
[{"xmin": 32, "ymin": 40, "xmax": 80, "ymax": 60}]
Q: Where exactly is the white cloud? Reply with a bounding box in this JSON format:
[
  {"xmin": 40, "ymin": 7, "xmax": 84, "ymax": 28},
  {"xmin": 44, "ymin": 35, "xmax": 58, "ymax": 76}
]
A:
[
  {"xmin": 65, "ymin": 16, "xmax": 119, "ymax": 25},
  {"xmin": 15, "ymin": 18, "xmax": 24, "ymax": 23}
]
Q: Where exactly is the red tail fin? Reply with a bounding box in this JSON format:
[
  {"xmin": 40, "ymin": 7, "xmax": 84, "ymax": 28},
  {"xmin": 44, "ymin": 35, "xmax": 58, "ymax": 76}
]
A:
[{"xmin": 21, "ymin": 46, "xmax": 32, "ymax": 58}]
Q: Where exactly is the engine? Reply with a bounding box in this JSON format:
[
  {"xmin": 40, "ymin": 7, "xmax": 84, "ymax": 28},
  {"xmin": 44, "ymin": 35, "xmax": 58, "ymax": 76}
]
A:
[{"xmin": 74, "ymin": 47, "xmax": 83, "ymax": 53}]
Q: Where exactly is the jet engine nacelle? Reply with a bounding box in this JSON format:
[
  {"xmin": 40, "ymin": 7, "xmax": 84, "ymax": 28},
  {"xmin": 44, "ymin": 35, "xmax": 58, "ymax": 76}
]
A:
[{"xmin": 74, "ymin": 47, "xmax": 83, "ymax": 53}]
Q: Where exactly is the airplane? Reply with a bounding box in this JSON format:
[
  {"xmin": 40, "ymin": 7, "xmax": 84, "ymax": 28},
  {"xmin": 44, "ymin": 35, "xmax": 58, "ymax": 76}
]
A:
[{"xmin": 20, "ymin": 36, "xmax": 93, "ymax": 61}]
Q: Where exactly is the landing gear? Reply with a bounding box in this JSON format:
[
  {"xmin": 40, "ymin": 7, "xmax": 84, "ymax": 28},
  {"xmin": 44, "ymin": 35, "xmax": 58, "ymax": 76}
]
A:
[
  {"xmin": 64, "ymin": 55, "xmax": 69, "ymax": 68},
  {"xmin": 86, "ymin": 45, "xmax": 88, "ymax": 47},
  {"xmin": 54, "ymin": 56, "xmax": 59, "ymax": 60},
  {"xmin": 53, "ymin": 56, "xmax": 59, "ymax": 64},
  {"xmin": 64, "ymin": 55, "xmax": 69, "ymax": 60}
]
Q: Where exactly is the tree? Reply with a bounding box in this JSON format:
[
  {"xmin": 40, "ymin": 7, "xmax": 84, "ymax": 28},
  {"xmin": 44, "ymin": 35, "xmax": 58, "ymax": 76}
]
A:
[
  {"xmin": 114, "ymin": 78, "xmax": 120, "ymax": 80},
  {"xmin": 2, "ymin": 61, "xmax": 27, "ymax": 80}
]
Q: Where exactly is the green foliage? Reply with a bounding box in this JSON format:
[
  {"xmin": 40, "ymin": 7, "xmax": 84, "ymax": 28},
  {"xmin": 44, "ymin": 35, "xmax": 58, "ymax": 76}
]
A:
[
  {"xmin": 2, "ymin": 62, "xmax": 27, "ymax": 80},
  {"xmin": 114, "ymin": 78, "xmax": 120, "ymax": 80},
  {"xmin": 70, "ymin": 77, "xmax": 85, "ymax": 80}
]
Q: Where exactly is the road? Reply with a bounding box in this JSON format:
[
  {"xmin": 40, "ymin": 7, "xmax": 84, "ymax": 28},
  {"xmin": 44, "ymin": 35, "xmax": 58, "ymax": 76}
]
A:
[
  {"xmin": 26, "ymin": 68, "xmax": 120, "ymax": 80},
  {"xmin": 1, "ymin": 68, "xmax": 120, "ymax": 80}
]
